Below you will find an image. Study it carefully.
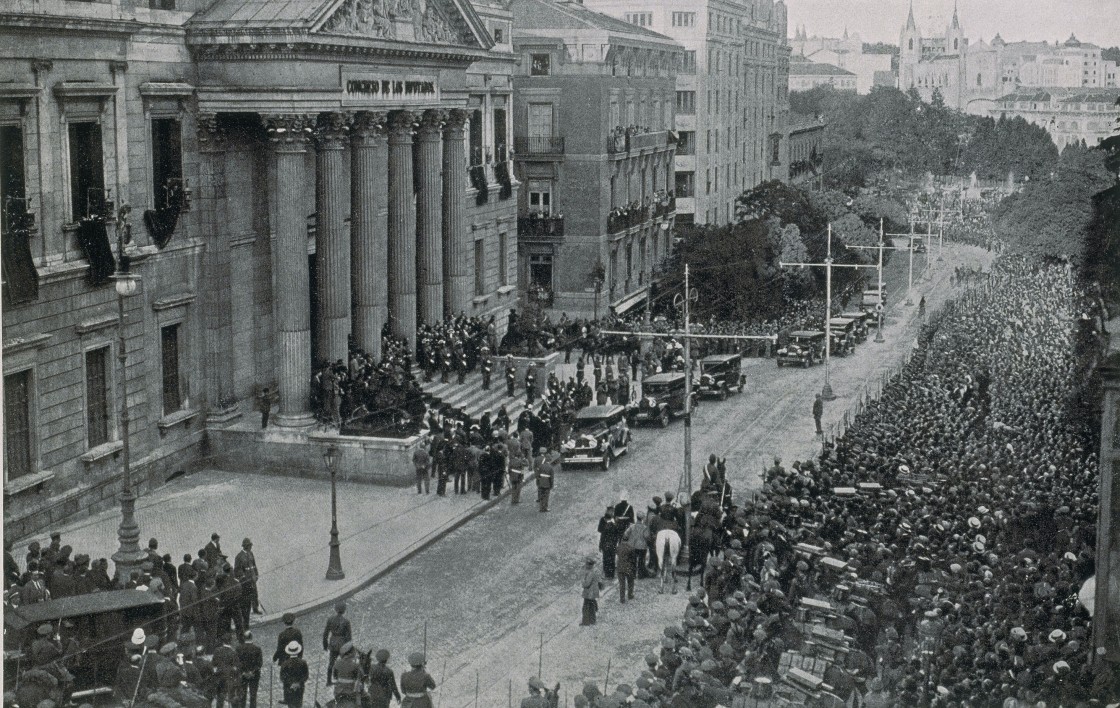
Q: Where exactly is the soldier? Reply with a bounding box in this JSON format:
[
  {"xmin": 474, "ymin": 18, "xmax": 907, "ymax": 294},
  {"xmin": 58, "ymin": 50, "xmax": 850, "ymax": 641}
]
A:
[
  {"xmin": 576, "ymin": 356, "xmax": 586, "ymax": 384},
  {"xmin": 280, "ymin": 642, "xmax": 309, "ymax": 708},
  {"xmin": 456, "ymin": 344, "xmax": 468, "ymax": 385},
  {"xmin": 537, "ymin": 449, "xmax": 557, "ymax": 512},
  {"xmin": 400, "ymin": 652, "xmax": 437, "ymax": 707},
  {"xmin": 440, "ymin": 343, "xmax": 452, "ymax": 384},
  {"xmin": 505, "ymin": 356, "xmax": 517, "ymax": 397},
  {"xmin": 322, "ymin": 602, "xmax": 352, "ymax": 686},
  {"xmin": 273, "ymin": 613, "xmax": 303, "ymax": 664},
  {"xmin": 521, "ymin": 677, "xmax": 550, "ymax": 708},
  {"xmin": 332, "ymin": 642, "xmax": 362, "ymax": 706},
  {"xmin": 368, "ymin": 649, "xmax": 401, "ymax": 708},
  {"xmin": 234, "ymin": 538, "xmax": 260, "ymax": 623},
  {"xmin": 617, "ymin": 371, "xmax": 630, "ymax": 406},
  {"xmin": 480, "ymin": 347, "xmax": 492, "ymax": 390},
  {"xmin": 525, "ymin": 367, "xmax": 537, "ymax": 404}
]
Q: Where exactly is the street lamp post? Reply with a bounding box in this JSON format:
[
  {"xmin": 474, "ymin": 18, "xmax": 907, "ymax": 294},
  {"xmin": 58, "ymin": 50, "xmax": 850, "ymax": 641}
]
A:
[
  {"xmin": 110, "ymin": 206, "xmax": 146, "ymax": 585},
  {"xmin": 323, "ymin": 445, "xmax": 345, "ymax": 580}
]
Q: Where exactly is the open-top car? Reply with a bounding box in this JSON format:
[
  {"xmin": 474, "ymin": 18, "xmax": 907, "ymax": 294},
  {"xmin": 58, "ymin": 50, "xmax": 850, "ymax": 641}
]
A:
[
  {"xmin": 633, "ymin": 372, "xmax": 694, "ymax": 427},
  {"xmin": 698, "ymin": 354, "xmax": 745, "ymax": 399},
  {"xmin": 840, "ymin": 311, "xmax": 870, "ymax": 342},
  {"xmin": 862, "ymin": 287, "xmax": 886, "ymax": 309},
  {"xmin": 828, "ymin": 317, "xmax": 858, "ymax": 356},
  {"xmin": 561, "ymin": 404, "xmax": 630, "ymax": 470},
  {"xmin": 777, "ymin": 331, "xmax": 825, "ymax": 368}
]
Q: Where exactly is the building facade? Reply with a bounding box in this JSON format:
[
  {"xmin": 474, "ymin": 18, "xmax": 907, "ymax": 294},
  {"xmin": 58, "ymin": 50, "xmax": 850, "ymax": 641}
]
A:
[
  {"xmin": 786, "ymin": 113, "xmax": 826, "ymax": 189},
  {"xmin": 992, "ymin": 88, "xmax": 1120, "ymax": 150},
  {"xmin": 789, "ymin": 28, "xmax": 894, "ymax": 94},
  {"xmin": 511, "ymin": 0, "xmax": 680, "ymax": 318},
  {"xmin": 788, "ymin": 57, "xmax": 857, "ymax": 92},
  {"xmin": 580, "ymin": 0, "xmax": 790, "ymax": 227},
  {"xmin": 1, "ymin": 0, "xmax": 519, "ymax": 536}
]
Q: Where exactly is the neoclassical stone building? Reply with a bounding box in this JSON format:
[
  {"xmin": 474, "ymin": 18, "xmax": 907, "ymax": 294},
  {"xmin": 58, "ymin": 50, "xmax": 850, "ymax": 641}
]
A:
[{"xmin": 1, "ymin": 0, "xmax": 519, "ymax": 536}]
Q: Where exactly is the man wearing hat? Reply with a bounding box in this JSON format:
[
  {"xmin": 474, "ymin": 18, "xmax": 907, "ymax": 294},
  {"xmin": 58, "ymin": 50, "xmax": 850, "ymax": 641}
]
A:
[
  {"xmin": 30, "ymin": 624, "xmax": 62, "ymax": 667},
  {"xmin": 332, "ymin": 642, "xmax": 362, "ymax": 705},
  {"xmin": 537, "ymin": 449, "xmax": 558, "ymax": 512},
  {"xmin": 322, "ymin": 603, "xmax": 352, "ymax": 686},
  {"xmin": 399, "ymin": 653, "xmax": 436, "ymax": 707},
  {"xmin": 520, "ymin": 677, "xmax": 550, "ymax": 708},
  {"xmin": 203, "ymin": 533, "xmax": 226, "ymax": 569},
  {"xmin": 505, "ymin": 357, "xmax": 517, "ymax": 397},
  {"xmin": 236, "ymin": 631, "xmax": 263, "ymax": 708},
  {"xmin": 212, "ymin": 632, "xmax": 241, "ymax": 708},
  {"xmin": 367, "ymin": 649, "xmax": 401, "ymax": 708},
  {"xmin": 580, "ymin": 556, "xmax": 604, "ymax": 626},
  {"xmin": 234, "ymin": 538, "xmax": 261, "ymax": 621},
  {"xmin": 273, "ymin": 613, "xmax": 303, "ymax": 664},
  {"xmin": 280, "ymin": 642, "xmax": 309, "ymax": 708}
]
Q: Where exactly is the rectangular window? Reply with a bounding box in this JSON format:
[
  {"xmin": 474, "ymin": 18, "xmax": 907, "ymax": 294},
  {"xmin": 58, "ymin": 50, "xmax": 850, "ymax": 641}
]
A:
[
  {"xmin": 527, "ymin": 103, "xmax": 554, "ymax": 140},
  {"xmin": 677, "ymin": 131, "xmax": 695, "ymax": 155},
  {"xmin": 530, "ymin": 53, "xmax": 551, "ymax": 76},
  {"xmin": 625, "ymin": 12, "xmax": 652, "ymax": 27},
  {"xmin": 528, "ymin": 180, "xmax": 552, "ymax": 215},
  {"xmin": 493, "ymin": 108, "xmax": 507, "ymax": 161},
  {"xmin": 681, "ymin": 50, "xmax": 696, "ymax": 74},
  {"xmin": 85, "ymin": 346, "xmax": 110, "ymax": 449},
  {"xmin": 672, "ymin": 12, "xmax": 695, "ymax": 27},
  {"xmin": 498, "ymin": 232, "xmax": 508, "ymax": 286},
  {"xmin": 149, "ymin": 0, "xmax": 175, "ymax": 8},
  {"xmin": 4, "ymin": 370, "xmax": 33, "ymax": 481},
  {"xmin": 474, "ymin": 240, "xmax": 485, "ymax": 295},
  {"xmin": 469, "ymin": 108, "xmax": 484, "ymax": 166},
  {"xmin": 706, "ymin": 169, "xmax": 711, "ymax": 195},
  {"xmin": 610, "ymin": 100, "xmax": 620, "ymax": 129},
  {"xmin": 675, "ymin": 171, "xmax": 694, "ymax": 197},
  {"xmin": 151, "ymin": 118, "xmax": 183, "ymax": 210},
  {"xmin": 529, "ymin": 253, "xmax": 553, "ymax": 290},
  {"xmin": 675, "ymin": 91, "xmax": 695, "ymax": 114},
  {"xmin": 491, "ymin": 24, "xmax": 504, "ymax": 43},
  {"xmin": 1, "ymin": 124, "xmax": 27, "ymax": 237},
  {"xmin": 161, "ymin": 324, "xmax": 182, "ymax": 416},
  {"xmin": 68, "ymin": 121, "xmax": 105, "ymax": 221}
]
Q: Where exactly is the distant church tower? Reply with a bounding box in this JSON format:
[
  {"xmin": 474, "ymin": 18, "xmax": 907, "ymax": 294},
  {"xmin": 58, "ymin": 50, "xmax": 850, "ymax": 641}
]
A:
[
  {"xmin": 946, "ymin": 0, "xmax": 965, "ymax": 55},
  {"xmin": 899, "ymin": 0, "xmax": 922, "ymax": 89}
]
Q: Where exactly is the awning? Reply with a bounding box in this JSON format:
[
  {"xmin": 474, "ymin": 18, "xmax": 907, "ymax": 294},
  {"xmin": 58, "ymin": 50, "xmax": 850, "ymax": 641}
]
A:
[{"xmin": 611, "ymin": 286, "xmax": 649, "ymax": 315}]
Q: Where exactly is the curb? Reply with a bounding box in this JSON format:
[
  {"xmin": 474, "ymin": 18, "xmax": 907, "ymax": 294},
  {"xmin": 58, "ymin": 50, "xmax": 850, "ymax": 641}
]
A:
[{"xmin": 251, "ymin": 470, "xmax": 538, "ymax": 628}]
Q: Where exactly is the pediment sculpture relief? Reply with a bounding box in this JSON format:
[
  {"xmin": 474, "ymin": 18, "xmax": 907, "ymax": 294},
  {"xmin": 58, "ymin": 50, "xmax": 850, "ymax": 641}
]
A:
[{"xmin": 321, "ymin": 0, "xmax": 465, "ymax": 45}]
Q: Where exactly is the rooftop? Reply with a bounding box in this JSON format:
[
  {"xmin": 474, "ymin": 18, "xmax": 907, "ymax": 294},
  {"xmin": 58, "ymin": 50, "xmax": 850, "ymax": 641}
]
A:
[
  {"xmin": 511, "ymin": 0, "xmax": 675, "ymax": 43},
  {"xmin": 789, "ymin": 61, "xmax": 854, "ymax": 77}
]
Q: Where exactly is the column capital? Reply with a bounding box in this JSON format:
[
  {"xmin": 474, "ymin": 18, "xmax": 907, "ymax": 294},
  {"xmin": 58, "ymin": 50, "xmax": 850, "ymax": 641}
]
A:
[
  {"xmin": 387, "ymin": 110, "xmax": 417, "ymax": 140},
  {"xmin": 444, "ymin": 108, "xmax": 468, "ymax": 134},
  {"xmin": 417, "ymin": 109, "xmax": 447, "ymax": 138},
  {"xmin": 315, "ymin": 111, "xmax": 352, "ymax": 150},
  {"xmin": 196, "ymin": 112, "xmax": 227, "ymax": 153},
  {"xmin": 263, "ymin": 114, "xmax": 314, "ymax": 151},
  {"xmin": 351, "ymin": 111, "xmax": 388, "ymax": 145}
]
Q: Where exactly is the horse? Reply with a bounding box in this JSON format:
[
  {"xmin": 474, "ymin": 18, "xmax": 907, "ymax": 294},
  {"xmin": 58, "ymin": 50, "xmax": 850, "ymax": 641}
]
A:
[{"xmin": 655, "ymin": 528, "xmax": 682, "ymax": 594}]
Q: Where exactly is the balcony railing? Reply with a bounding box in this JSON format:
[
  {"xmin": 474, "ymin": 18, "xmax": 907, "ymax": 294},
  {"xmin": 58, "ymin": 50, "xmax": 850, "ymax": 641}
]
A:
[
  {"xmin": 653, "ymin": 191, "xmax": 676, "ymax": 218},
  {"xmin": 515, "ymin": 136, "xmax": 565, "ymax": 155},
  {"xmin": 607, "ymin": 127, "xmax": 672, "ymax": 154},
  {"xmin": 518, "ymin": 213, "xmax": 565, "ymax": 241},
  {"xmin": 607, "ymin": 201, "xmax": 652, "ymax": 234}
]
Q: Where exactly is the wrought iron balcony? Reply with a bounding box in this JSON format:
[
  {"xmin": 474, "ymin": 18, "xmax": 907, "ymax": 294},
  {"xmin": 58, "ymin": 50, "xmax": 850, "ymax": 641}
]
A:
[
  {"xmin": 517, "ymin": 213, "xmax": 565, "ymax": 241},
  {"xmin": 514, "ymin": 136, "xmax": 565, "ymax": 156}
]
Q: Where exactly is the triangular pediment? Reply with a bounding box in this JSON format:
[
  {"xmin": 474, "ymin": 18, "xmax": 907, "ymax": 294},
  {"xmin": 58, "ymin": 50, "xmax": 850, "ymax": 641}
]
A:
[{"xmin": 316, "ymin": 0, "xmax": 489, "ymax": 48}]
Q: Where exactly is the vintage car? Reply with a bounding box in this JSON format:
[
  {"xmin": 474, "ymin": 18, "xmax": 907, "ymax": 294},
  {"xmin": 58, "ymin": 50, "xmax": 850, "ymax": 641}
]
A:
[
  {"xmin": 912, "ymin": 236, "xmax": 927, "ymax": 253},
  {"xmin": 862, "ymin": 287, "xmax": 887, "ymax": 309},
  {"xmin": 827, "ymin": 317, "xmax": 858, "ymax": 356},
  {"xmin": 561, "ymin": 405, "xmax": 631, "ymax": 470},
  {"xmin": 840, "ymin": 311, "xmax": 870, "ymax": 342},
  {"xmin": 633, "ymin": 372, "xmax": 694, "ymax": 427},
  {"xmin": 4, "ymin": 589, "xmax": 168, "ymax": 698},
  {"xmin": 698, "ymin": 354, "xmax": 745, "ymax": 399},
  {"xmin": 777, "ymin": 331, "xmax": 826, "ymax": 368}
]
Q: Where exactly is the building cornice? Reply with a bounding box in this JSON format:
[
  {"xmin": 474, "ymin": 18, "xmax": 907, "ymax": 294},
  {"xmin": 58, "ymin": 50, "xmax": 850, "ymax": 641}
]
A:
[
  {"xmin": 0, "ymin": 12, "xmax": 142, "ymax": 38},
  {"xmin": 188, "ymin": 31, "xmax": 493, "ymax": 65}
]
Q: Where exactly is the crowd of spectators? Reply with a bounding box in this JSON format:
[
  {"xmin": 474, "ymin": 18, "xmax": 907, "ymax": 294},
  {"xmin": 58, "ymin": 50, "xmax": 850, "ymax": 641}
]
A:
[{"xmin": 571, "ymin": 255, "xmax": 1110, "ymax": 707}]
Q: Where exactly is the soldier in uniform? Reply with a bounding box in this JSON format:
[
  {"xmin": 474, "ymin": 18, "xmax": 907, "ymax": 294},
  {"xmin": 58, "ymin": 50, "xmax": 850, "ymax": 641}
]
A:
[
  {"xmin": 332, "ymin": 642, "xmax": 362, "ymax": 707},
  {"xmin": 525, "ymin": 367, "xmax": 536, "ymax": 404},
  {"xmin": 280, "ymin": 642, "xmax": 309, "ymax": 708},
  {"xmin": 521, "ymin": 677, "xmax": 551, "ymax": 708},
  {"xmin": 321, "ymin": 602, "xmax": 352, "ymax": 685},
  {"xmin": 234, "ymin": 538, "xmax": 260, "ymax": 623},
  {"xmin": 505, "ymin": 356, "xmax": 517, "ymax": 397},
  {"xmin": 617, "ymin": 371, "xmax": 630, "ymax": 406},
  {"xmin": 480, "ymin": 347, "xmax": 492, "ymax": 389},
  {"xmin": 576, "ymin": 356, "xmax": 585, "ymax": 384},
  {"xmin": 368, "ymin": 649, "xmax": 401, "ymax": 708},
  {"xmin": 537, "ymin": 449, "xmax": 557, "ymax": 512},
  {"xmin": 400, "ymin": 652, "xmax": 437, "ymax": 707},
  {"xmin": 455, "ymin": 343, "xmax": 468, "ymax": 385}
]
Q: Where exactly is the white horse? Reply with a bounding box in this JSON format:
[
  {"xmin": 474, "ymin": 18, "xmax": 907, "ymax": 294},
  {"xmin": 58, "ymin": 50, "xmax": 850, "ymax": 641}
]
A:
[{"xmin": 655, "ymin": 528, "xmax": 682, "ymax": 594}]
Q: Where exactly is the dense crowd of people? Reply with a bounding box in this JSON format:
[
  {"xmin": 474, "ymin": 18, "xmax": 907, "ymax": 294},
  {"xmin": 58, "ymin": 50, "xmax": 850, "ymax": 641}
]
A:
[
  {"xmin": 309, "ymin": 335, "xmax": 424, "ymax": 435},
  {"xmin": 570, "ymin": 255, "xmax": 1109, "ymax": 706}
]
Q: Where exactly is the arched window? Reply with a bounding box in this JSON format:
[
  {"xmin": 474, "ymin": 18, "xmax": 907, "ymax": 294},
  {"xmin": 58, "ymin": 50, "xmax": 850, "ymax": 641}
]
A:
[
  {"xmin": 977, "ymin": 73, "xmax": 982, "ymax": 86},
  {"xmin": 908, "ymin": 38, "xmax": 914, "ymax": 50},
  {"xmin": 954, "ymin": 38, "xmax": 958, "ymax": 50}
]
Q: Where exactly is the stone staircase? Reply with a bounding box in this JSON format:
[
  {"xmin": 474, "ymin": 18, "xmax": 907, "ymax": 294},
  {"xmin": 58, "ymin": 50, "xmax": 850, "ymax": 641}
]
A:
[{"xmin": 413, "ymin": 366, "xmax": 535, "ymax": 424}]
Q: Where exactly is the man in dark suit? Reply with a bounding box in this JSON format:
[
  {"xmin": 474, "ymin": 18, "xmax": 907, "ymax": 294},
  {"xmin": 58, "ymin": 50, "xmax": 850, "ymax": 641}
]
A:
[
  {"xmin": 211, "ymin": 633, "xmax": 240, "ymax": 708},
  {"xmin": 273, "ymin": 613, "xmax": 303, "ymax": 664},
  {"xmin": 236, "ymin": 631, "xmax": 263, "ymax": 708}
]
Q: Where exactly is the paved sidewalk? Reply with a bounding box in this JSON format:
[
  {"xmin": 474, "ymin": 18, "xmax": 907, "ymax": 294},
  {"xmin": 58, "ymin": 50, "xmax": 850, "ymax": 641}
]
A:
[{"xmin": 12, "ymin": 467, "xmax": 530, "ymax": 625}]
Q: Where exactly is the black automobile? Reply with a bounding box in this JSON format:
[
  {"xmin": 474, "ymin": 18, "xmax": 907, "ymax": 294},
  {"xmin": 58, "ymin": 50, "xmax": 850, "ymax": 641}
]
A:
[
  {"xmin": 827, "ymin": 317, "xmax": 858, "ymax": 356},
  {"xmin": 777, "ymin": 331, "xmax": 825, "ymax": 367},
  {"xmin": 560, "ymin": 404, "xmax": 631, "ymax": 470},
  {"xmin": 633, "ymin": 372, "xmax": 694, "ymax": 427},
  {"xmin": 840, "ymin": 311, "xmax": 870, "ymax": 342},
  {"xmin": 698, "ymin": 354, "xmax": 745, "ymax": 400}
]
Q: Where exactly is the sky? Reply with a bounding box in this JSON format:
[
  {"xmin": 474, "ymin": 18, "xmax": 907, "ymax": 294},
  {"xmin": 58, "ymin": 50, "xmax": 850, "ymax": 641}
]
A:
[{"xmin": 786, "ymin": 0, "xmax": 1120, "ymax": 49}]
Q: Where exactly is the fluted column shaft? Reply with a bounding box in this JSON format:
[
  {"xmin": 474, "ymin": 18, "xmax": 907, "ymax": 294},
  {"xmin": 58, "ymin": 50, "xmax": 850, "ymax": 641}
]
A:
[
  {"xmin": 198, "ymin": 115, "xmax": 238, "ymax": 421},
  {"xmin": 442, "ymin": 109, "xmax": 469, "ymax": 317},
  {"xmin": 265, "ymin": 115, "xmax": 314, "ymax": 426},
  {"xmin": 314, "ymin": 112, "xmax": 351, "ymax": 366},
  {"xmin": 387, "ymin": 110, "xmax": 417, "ymax": 352},
  {"xmin": 350, "ymin": 111, "xmax": 388, "ymax": 360},
  {"xmin": 416, "ymin": 109, "xmax": 445, "ymax": 326}
]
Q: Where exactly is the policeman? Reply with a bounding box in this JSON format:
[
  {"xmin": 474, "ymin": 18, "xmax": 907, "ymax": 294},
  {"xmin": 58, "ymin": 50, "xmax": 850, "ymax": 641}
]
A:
[
  {"xmin": 576, "ymin": 356, "xmax": 586, "ymax": 384},
  {"xmin": 480, "ymin": 348, "xmax": 493, "ymax": 390},
  {"xmin": 332, "ymin": 642, "xmax": 362, "ymax": 706},
  {"xmin": 505, "ymin": 356, "xmax": 517, "ymax": 397},
  {"xmin": 440, "ymin": 344, "xmax": 452, "ymax": 384},
  {"xmin": 400, "ymin": 652, "xmax": 437, "ymax": 707},
  {"xmin": 368, "ymin": 649, "xmax": 401, "ymax": 708},
  {"xmin": 322, "ymin": 602, "xmax": 352, "ymax": 685},
  {"xmin": 456, "ymin": 347, "xmax": 468, "ymax": 385},
  {"xmin": 537, "ymin": 449, "xmax": 558, "ymax": 512},
  {"xmin": 525, "ymin": 367, "xmax": 537, "ymax": 404}
]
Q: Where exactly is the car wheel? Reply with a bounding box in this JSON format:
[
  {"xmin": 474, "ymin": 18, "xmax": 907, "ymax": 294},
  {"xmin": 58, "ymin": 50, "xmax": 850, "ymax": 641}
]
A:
[
  {"xmin": 659, "ymin": 411, "xmax": 670, "ymax": 428},
  {"xmin": 719, "ymin": 387, "xmax": 728, "ymax": 401},
  {"xmin": 803, "ymin": 358, "xmax": 810, "ymax": 368},
  {"xmin": 601, "ymin": 453, "xmax": 612, "ymax": 471}
]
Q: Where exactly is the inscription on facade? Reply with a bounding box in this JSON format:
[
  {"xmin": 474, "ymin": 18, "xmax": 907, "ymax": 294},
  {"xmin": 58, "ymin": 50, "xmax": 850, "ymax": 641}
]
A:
[{"xmin": 341, "ymin": 71, "xmax": 440, "ymax": 104}]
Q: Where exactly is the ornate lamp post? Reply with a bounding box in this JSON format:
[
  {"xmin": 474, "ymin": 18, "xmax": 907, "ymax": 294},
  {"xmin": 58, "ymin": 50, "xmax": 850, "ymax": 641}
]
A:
[
  {"xmin": 110, "ymin": 205, "xmax": 146, "ymax": 584},
  {"xmin": 323, "ymin": 445, "xmax": 345, "ymax": 580}
]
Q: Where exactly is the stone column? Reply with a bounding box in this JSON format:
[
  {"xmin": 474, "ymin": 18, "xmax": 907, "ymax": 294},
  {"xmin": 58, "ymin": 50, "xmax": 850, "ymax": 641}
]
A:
[
  {"xmin": 198, "ymin": 114, "xmax": 238, "ymax": 422},
  {"xmin": 442, "ymin": 109, "xmax": 469, "ymax": 317},
  {"xmin": 264, "ymin": 114, "xmax": 315, "ymax": 427},
  {"xmin": 350, "ymin": 111, "xmax": 388, "ymax": 360},
  {"xmin": 416, "ymin": 109, "xmax": 445, "ymax": 326},
  {"xmin": 314, "ymin": 112, "xmax": 351, "ymax": 366},
  {"xmin": 387, "ymin": 110, "xmax": 417, "ymax": 351}
]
